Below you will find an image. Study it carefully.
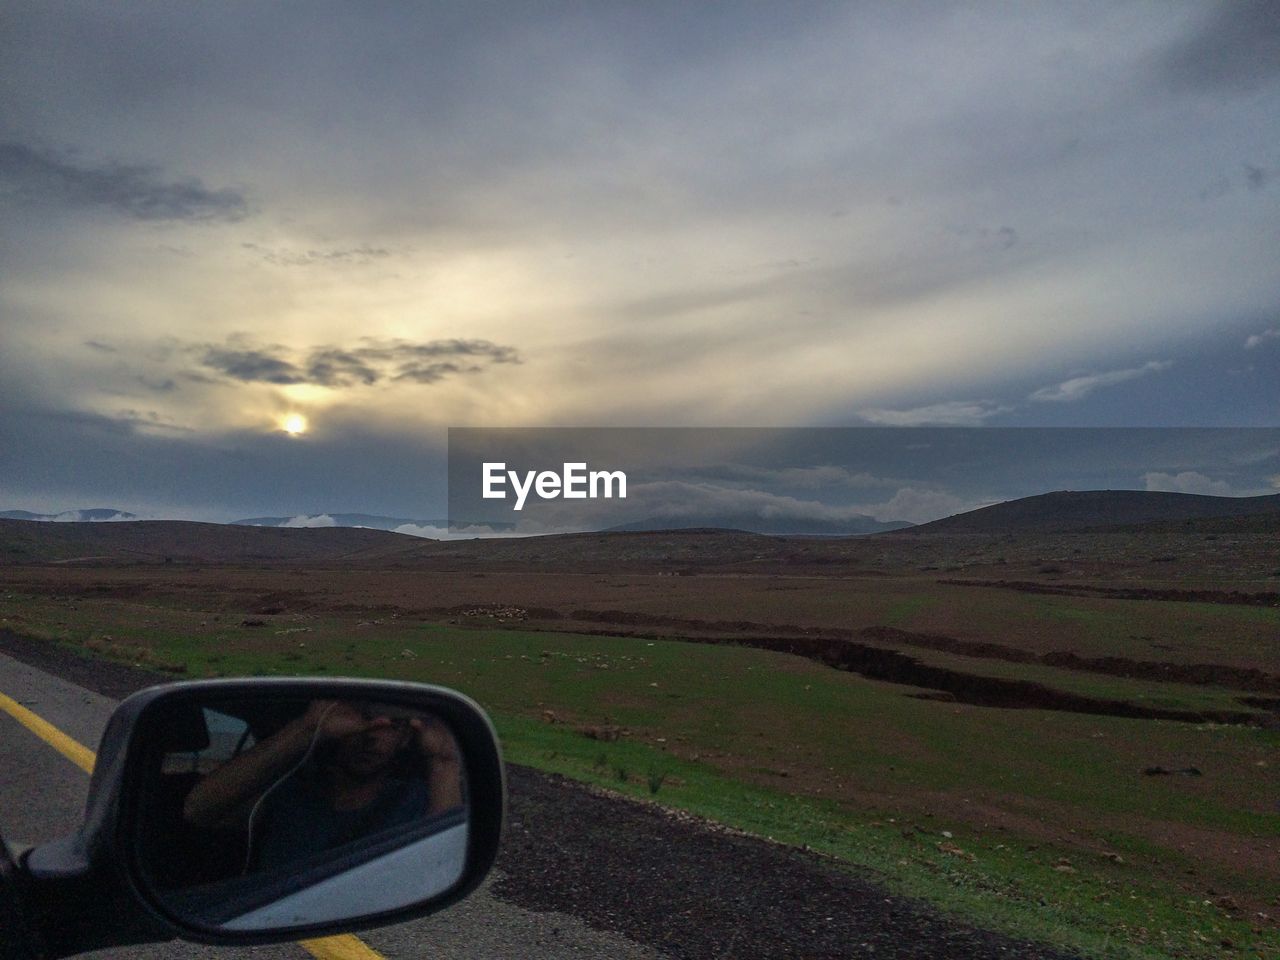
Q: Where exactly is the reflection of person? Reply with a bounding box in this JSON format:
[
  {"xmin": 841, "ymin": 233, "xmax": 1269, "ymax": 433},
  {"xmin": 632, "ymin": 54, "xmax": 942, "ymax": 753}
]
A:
[{"xmin": 183, "ymin": 700, "xmax": 464, "ymax": 872}]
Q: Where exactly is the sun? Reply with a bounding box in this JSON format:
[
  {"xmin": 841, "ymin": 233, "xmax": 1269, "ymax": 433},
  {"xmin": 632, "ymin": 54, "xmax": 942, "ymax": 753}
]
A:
[{"xmin": 282, "ymin": 413, "xmax": 308, "ymax": 436}]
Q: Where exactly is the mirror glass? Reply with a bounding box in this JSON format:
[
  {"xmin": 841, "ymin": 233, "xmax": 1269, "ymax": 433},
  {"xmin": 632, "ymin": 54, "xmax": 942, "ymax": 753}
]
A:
[{"xmin": 130, "ymin": 694, "xmax": 469, "ymax": 931}]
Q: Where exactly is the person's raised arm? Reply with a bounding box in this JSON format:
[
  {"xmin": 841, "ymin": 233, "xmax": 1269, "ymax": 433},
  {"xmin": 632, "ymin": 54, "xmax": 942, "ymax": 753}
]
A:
[
  {"xmin": 183, "ymin": 701, "xmax": 368, "ymax": 828},
  {"xmin": 409, "ymin": 715, "xmax": 465, "ymax": 814}
]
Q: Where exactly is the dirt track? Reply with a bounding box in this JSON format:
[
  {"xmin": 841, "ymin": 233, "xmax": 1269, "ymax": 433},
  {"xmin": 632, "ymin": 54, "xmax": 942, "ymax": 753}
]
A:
[{"xmin": 939, "ymin": 578, "xmax": 1280, "ymax": 607}]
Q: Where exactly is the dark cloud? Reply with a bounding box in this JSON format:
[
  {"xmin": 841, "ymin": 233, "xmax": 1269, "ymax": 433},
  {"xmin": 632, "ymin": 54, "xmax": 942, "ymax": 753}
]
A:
[
  {"xmin": 0, "ymin": 141, "xmax": 248, "ymax": 222},
  {"xmin": 1197, "ymin": 163, "xmax": 1275, "ymax": 200},
  {"xmin": 182, "ymin": 337, "xmax": 521, "ymax": 388},
  {"xmin": 1244, "ymin": 164, "xmax": 1272, "ymax": 191},
  {"xmin": 137, "ymin": 377, "xmax": 177, "ymax": 393},
  {"xmin": 305, "ymin": 349, "xmax": 381, "ymax": 387},
  {"xmin": 379, "ymin": 339, "xmax": 521, "ymax": 365},
  {"xmin": 201, "ymin": 347, "xmax": 307, "ymax": 384},
  {"xmin": 1160, "ymin": 1, "xmax": 1280, "ymax": 93},
  {"xmin": 113, "ymin": 409, "xmax": 194, "ymax": 432},
  {"xmin": 394, "ymin": 361, "xmax": 479, "ymax": 384}
]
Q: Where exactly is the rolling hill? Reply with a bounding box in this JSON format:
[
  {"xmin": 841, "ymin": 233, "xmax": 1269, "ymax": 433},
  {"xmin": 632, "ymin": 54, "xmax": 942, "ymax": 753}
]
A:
[
  {"xmin": 602, "ymin": 514, "xmax": 912, "ymax": 536},
  {"xmin": 894, "ymin": 490, "xmax": 1280, "ymax": 536},
  {"xmin": 3, "ymin": 490, "xmax": 1279, "ymax": 578},
  {"xmin": 0, "ymin": 519, "xmax": 429, "ymax": 565}
]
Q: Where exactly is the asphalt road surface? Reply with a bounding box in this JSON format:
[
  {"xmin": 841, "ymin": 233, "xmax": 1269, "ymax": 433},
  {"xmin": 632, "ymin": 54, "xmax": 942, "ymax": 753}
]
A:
[{"xmin": 0, "ymin": 650, "xmax": 662, "ymax": 960}]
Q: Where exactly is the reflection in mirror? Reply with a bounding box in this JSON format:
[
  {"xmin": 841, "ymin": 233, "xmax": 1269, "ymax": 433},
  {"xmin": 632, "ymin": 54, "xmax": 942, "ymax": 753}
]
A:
[{"xmin": 134, "ymin": 695, "xmax": 468, "ymax": 930}]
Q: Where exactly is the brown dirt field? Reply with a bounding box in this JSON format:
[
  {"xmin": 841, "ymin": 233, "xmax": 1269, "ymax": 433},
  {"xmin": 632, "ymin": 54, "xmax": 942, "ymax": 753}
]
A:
[{"xmin": 3, "ymin": 563, "xmax": 1277, "ymax": 674}]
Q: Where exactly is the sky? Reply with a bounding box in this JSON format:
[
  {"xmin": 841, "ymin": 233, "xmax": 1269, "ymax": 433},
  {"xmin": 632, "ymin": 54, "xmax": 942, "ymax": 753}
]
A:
[{"xmin": 1, "ymin": 2, "xmax": 1278, "ymax": 524}]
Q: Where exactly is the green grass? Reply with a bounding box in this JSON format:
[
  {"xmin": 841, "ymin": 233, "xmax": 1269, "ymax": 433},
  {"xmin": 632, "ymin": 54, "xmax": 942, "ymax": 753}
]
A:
[
  {"xmin": 502, "ymin": 713, "xmax": 1273, "ymax": 960},
  {"xmin": 2, "ymin": 588, "xmax": 1277, "ymax": 959},
  {"xmin": 883, "ymin": 593, "xmax": 938, "ymax": 626}
]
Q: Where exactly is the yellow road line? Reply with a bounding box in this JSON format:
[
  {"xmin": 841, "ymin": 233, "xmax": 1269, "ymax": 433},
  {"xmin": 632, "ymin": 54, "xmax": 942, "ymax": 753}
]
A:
[
  {"xmin": 0, "ymin": 688, "xmax": 390, "ymax": 960},
  {"xmin": 299, "ymin": 935, "xmax": 391, "ymax": 959},
  {"xmin": 0, "ymin": 692, "xmax": 95, "ymax": 774}
]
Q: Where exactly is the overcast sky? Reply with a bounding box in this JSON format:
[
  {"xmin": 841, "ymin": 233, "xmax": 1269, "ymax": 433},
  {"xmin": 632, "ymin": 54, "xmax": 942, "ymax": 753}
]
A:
[{"xmin": 2, "ymin": 2, "xmax": 1277, "ymax": 522}]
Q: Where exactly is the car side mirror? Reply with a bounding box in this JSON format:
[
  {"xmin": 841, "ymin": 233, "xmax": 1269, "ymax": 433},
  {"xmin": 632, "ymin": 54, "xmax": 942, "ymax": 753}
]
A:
[{"xmin": 19, "ymin": 678, "xmax": 504, "ymax": 957}]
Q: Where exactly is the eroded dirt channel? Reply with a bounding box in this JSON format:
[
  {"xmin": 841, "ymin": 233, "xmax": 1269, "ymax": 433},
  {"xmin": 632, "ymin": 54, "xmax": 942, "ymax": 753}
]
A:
[{"xmin": 559, "ymin": 612, "xmax": 1278, "ymax": 726}]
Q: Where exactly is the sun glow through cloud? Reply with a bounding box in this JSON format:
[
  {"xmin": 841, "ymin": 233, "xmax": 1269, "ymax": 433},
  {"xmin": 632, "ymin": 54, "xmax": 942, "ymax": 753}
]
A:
[{"xmin": 282, "ymin": 413, "xmax": 308, "ymax": 436}]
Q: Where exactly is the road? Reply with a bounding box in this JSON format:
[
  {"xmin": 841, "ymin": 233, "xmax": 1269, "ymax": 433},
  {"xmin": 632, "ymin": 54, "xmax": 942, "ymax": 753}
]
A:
[{"xmin": 0, "ymin": 650, "xmax": 663, "ymax": 960}]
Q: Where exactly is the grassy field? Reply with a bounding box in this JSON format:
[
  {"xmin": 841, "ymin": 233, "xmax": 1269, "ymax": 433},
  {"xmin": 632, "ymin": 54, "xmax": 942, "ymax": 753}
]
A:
[{"xmin": 1, "ymin": 578, "xmax": 1277, "ymax": 960}]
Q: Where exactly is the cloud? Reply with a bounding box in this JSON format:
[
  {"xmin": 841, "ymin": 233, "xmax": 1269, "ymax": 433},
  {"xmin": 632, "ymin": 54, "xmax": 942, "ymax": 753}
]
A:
[
  {"xmin": 136, "ymin": 376, "xmax": 177, "ymax": 393},
  {"xmin": 103, "ymin": 336, "xmax": 523, "ymax": 390},
  {"xmin": 1244, "ymin": 164, "xmax": 1273, "ymax": 192},
  {"xmin": 280, "ymin": 513, "xmax": 337, "ymax": 528},
  {"xmin": 858, "ymin": 486, "xmax": 975, "ymax": 525},
  {"xmin": 1159, "ymin": 0, "xmax": 1280, "ymax": 93},
  {"xmin": 303, "ymin": 338, "xmax": 518, "ymax": 387},
  {"xmin": 0, "ymin": 141, "xmax": 248, "ymax": 222},
  {"xmin": 857, "ymin": 401, "xmax": 1010, "ymax": 426},
  {"xmin": 1198, "ymin": 163, "xmax": 1275, "ymax": 201},
  {"xmin": 1245, "ymin": 328, "xmax": 1279, "ymax": 349},
  {"xmin": 582, "ymin": 479, "xmax": 964, "ymax": 526},
  {"xmin": 500, "ymin": 477, "xmax": 977, "ymax": 531},
  {"xmin": 1142, "ymin": 471, "xmax": 1234, "ymax": 496},
  {"xmin": 704, "ymin": 464, "xmax": 888, "ymax": 490},
  {"xmin": 509, "ymin": 480, "xmax": 880, "ymax": 532},
  {"xmin": 241, "ymin": 242, "xmax": 393, "ymax": 267},
  {"xmin": 202, "ymin": 347, "xmax": 307, "ymax": 385},
  {"xmin": 304, "ymin": 349, "xmax": 382, "ymax": 387},
  {"xmin": 362, "ymin": 339, "xmax": 522, "ymax": 364},
  {"xmin": 859, "ymin": 360, "xmax": 1178, "ymax": 425},
  {"xmin": 49, "ymin": 510, "xmax": 137, "ymax": 522},
  {"xmin": 393, "ymin": 362, "xmax": 480, "ymax": 384},
  {"xmin": 1029, "ymin": 361, "xmax": 1172, "ymax": 403},
  {"xmin": 110, "ymin": 408, "xmax": 193, "ymax": 434}
]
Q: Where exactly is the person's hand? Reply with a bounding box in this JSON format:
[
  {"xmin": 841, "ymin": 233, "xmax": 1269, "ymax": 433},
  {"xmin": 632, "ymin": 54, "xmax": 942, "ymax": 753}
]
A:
[
  {"xmin": 409, "ymin": 715, "xmax": 459, "ymax": 764},
  {"xmin": 303, "ymin": 700, "xmax": 369, "ymax": 741}
]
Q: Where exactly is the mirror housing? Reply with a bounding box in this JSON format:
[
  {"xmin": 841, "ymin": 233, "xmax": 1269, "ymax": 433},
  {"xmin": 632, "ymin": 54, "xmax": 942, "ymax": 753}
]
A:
[{"xmin": 18, "ymin": 678, "xmax": 504, "ymax": 957}]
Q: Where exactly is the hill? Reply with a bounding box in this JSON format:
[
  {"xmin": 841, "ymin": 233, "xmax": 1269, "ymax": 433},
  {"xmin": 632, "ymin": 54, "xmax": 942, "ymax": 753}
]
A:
[
  {"xmin": 3, "ymin": 494, "xmax": 1279, "ymax": 580},
  {"xmin": 602, "ymin": 514, "xmax": 912, "ymax": 536},
  {"xmin": 895, "ymin": 490, "xmax": 1280, "ymax": 536},
  {"xmin": 0, "ymin": 519, "xmax": 428, "ymax": 565}
]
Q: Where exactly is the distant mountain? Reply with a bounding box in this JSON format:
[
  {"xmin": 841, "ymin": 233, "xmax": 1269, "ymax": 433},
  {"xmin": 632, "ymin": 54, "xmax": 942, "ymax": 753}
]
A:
[
  {"xmin": 233, "ymin": 513, "xmax": 423, "ymax": 530},
  {"xmin": 602, "ymin": 514, "xmax": 912, "ymax": 536},
  {"xmin": 0, "ymin": 508, "xmax": 137, "ymax": 522},
  {"xmin": 232, "ymin": 513, "xmax": 516, "ymax": 533},
  {"xmin": 897, "ymin": 490, "xmax": 1280, "ymax": 536}
]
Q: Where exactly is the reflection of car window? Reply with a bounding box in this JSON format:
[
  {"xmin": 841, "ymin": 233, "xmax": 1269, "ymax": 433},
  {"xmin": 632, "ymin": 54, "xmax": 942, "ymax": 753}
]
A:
[{"xmin": 160, "ymin": 709, "xmax": 255, "ymax": 774}]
